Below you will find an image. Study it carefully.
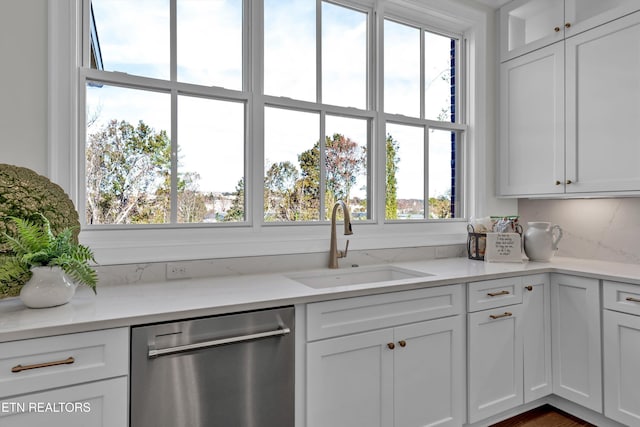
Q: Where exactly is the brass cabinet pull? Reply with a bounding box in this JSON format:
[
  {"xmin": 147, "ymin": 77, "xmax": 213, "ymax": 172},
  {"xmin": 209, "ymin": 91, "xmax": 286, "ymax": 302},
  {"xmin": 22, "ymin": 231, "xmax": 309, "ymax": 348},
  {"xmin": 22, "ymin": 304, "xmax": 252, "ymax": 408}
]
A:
[
  {"xmin": 398, "ymin": 340, "xmax": 407, "ymax": 348},
  {"xmin": 487, "ymin": 290, "xmax": 510, "ymax": 297},
  {"xmin": 626, "ymin": 297, "xmax": 640, "ymax": 303},
  {"xmin": 12, "ymin": 356, "xmax": 75, "ymax": 373},
  {"xmin": 565, "ymin": 22, "xmax": 571, "ymax": 29},
  {"xmin": 525, "ymin": 285, "xmax": 533, "ymax": 291},
  {"xmin": 490, "ymin": 312, "xmax": 513, "ymax": 320},
  {"xmin": 554, "ymin": 26, "xmax": 561, "ymax": 32},
  {"xmin": 566, "ymin": 179, "xmax": 573, "ymax": 184},
  {"xmin": 387, "ymin": 342, "xmax": 395, "ymax": 350},
  {"xmin": 555, "ymin": 180, "xmax": 562, "ymax": 185}
]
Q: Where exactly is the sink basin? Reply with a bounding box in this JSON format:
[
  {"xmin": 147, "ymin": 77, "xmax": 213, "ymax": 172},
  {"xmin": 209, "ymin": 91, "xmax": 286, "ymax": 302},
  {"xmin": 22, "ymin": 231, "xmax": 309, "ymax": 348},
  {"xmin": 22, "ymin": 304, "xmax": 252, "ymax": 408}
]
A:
[{"xmin": 286, "ymin": 265, "xmax": 433, "ymax": 289}]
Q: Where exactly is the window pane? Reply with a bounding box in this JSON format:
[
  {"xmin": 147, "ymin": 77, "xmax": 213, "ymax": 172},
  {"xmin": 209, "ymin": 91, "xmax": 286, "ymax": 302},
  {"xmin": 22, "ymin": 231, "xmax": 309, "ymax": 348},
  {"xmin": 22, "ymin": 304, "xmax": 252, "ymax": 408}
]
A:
[
  {"xmin": 322, "ymin": 2, "xmax": 367, "ymax": 109},
  {"xmin": 425, "ymin": 31, "xmax": 455, "ymax": 122},
  {"xmin": 85, "ymin": 84, "xmax": 171, "ymax": 224},
  {"xmin": 177, "ymin": 0, "xmax": 242, "ymax": 90},
  {"xmin": 385, "ymin": 124, "xmax": 424, "ymax": 220},
  {"xmin": 91, "ymin": 0, "xmax": 169, "ymax": 80},
  {"xmin": 178, "ymin": 96, "xmax": 245, "ymax": 223},
  {"xmin": 384, "ymin": 20, "xmax": 420, "ymax": 117},
  {"xmin": 429, "ymin": 129, "xmax": 457, "ymax": 218},
  {"xmin": 325, "ymin": 116, "xmax": 368, "ymax": 220},
  {"xmin": 264, "ymin": 0, "xmax": 316, "ymax": 101},
  {"xmin": 264, "ymin": 107, "xmax": 320, "ymax": 221}
]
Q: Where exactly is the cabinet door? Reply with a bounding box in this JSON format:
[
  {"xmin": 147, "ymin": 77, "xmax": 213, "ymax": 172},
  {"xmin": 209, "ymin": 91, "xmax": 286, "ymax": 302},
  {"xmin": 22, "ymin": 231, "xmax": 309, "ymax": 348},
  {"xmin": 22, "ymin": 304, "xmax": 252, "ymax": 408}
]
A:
[
  {"xmin": 500, "ymin": 0, "xmax": 564, "ymax": 61},
  {"xmin": 306, "ymin": 328, "xmax": 394, "ymax": 427},
  {"xmin": 522, "ymin": 274, "xmax": 552, "ymax": 403},
  {"xmin": 551, "ymin": 274, "xmax": 602, "ymax": 412},
  {"xmin": 468, "ymin": 305, "xmax": 523, "ymax": 423},
  {"xmin": 0, "ymin": 377, "xmax": 127, "ymax": 427},
  {"xmin": 499, "ymin": 42, "xmax": 565, "ymax": 196},
  {"xmin": 394, "ymin": 316, "xmax": 464, "ymax": 427},
  {"xmin": 565, "ymin": 11, "xmax": 640, "ymax": 194},
  {"xmin": 603, "ymin": 310, "xmax": 640, "ymax": 426}
]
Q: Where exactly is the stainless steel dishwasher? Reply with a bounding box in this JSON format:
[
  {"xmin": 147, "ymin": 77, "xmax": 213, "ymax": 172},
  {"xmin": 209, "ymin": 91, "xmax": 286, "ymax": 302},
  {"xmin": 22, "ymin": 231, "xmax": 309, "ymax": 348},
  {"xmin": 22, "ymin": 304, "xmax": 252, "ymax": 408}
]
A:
[{"xmin": 130, "ymin": 306, "xmax": 294, "ymax": 427}]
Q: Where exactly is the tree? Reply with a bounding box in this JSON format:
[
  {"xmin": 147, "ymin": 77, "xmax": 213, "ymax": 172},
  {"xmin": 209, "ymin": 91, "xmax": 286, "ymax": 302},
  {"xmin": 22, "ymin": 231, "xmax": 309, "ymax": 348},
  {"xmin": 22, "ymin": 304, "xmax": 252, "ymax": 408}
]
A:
[
  {"xmin": 385, "ymin": 134, "xmax": 400, "ymax": 219},
  {"xmin": 86, "ymin": 119, "xmax": 172, "ymax": 224},
  {"xmin": 264, "ymin": 161, "xmax": 300, "ymax": 221},
  {"xmin": 224, "ymin": 178, "xmax": 245, "ymax": 222},
  {"xmin": 177, "ymin": 172, "xmax": 207, "ymax": 223}
]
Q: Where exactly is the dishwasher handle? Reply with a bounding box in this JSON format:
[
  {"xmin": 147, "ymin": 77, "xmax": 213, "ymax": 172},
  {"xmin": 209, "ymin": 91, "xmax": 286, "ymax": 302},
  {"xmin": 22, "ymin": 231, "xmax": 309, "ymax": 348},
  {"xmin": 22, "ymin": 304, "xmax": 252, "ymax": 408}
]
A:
[{"xmin": 148, "ymin": 327, "xmax": 291, "ymax": 359}]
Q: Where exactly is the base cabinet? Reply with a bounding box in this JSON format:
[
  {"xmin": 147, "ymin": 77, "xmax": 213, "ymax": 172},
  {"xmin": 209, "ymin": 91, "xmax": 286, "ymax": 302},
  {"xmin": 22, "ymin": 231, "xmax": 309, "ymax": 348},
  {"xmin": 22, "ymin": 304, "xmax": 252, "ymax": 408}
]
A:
[
  {"xmin": 603, "ymin": 281, "xmax": 640, "ymax": 426},
  {"xmin": 551, "ymin": 274, "xmax": 602, "ymax": 412},
  {"xmin": 305, "ymin": 285, "xmax": 465, "ymax": 427},
  {"xmin": 468, "ymin": 274, "xmax": 551, "ymax": 424}
]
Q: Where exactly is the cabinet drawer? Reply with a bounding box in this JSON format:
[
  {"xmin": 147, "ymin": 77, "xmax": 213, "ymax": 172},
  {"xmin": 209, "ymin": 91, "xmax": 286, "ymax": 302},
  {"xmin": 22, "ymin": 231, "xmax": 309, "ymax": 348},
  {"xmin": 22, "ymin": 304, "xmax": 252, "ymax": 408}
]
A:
[
  {"xmin": 306, "ymin": 285, "xmax": 463, "ymax": 341},
  {"xmin": 603, "ymin": 280, "xmax": 640, "ymax": 316},
  {"xmin": 468, "ymin": 277, "xmax": 523, "ymax": 312},
  {"xmin": 0, "ymin": 328, "xmax": 129, "ymax": 398}
]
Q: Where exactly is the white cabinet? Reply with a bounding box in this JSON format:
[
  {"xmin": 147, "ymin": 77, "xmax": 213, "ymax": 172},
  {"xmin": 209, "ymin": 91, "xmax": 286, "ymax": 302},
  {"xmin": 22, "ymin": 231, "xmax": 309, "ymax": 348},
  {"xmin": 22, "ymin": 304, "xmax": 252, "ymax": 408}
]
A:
[
  {"xmin": 523, "ymin": 277, "xmax": 552, "ymax": 402},
  {"xmin": 0, "ymin": 328, "xmax": 129, "ymax": 427},
  {"xmin": 603, "ymin": 281, "xmax": 640, "ymax": 426},
  {"xmin": 306, "ymin": 285, "xmax": 464, "ymax": 427},
  {"xmin": 498, "ymin": 42, "xmax": 564, "ymax": 196},
  {"xmin": 468, "ymin": 303, "xmax": 523, "ymax": 423},
  {"xmin": 467, "ymin": 274, "xmax": 550, "ymax": 423},
  {"xmin": 564, "ymin": 12, "xmax": 640, "ymax": 193},
  {"xmin": 499, "ymin": 8, "xmax": 640, "ymax": 197},
  {"xmin": 500, "ymin": 0, "xmax": 640, "ymax": 61},
  {"xmin": 551, "ymin": 274, "xmax": 602, "ymax": 413}
]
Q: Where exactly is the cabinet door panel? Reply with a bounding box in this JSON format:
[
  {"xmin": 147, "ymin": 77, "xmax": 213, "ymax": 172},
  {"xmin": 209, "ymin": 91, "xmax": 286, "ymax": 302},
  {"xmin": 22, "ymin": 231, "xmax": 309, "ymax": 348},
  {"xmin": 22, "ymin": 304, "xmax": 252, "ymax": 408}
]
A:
[
  {"xmin": 0, "ymin": 377, "xmax": 127, "ymax": 427},
  {"xmin": 499, "ymin": 42, "xmax": 564, "ymax": 196},
  {"xmin": 394, "ymin": 316, "xmax": 464, "ymax": 427},
  {"xmin": 565, "ymin": 0, "xmax": 640, "ymax": 38},
  {"xmin": 604, "ymin": 310, "xmax": 640, "ymax": 425},
  {"xmin": 306, "ymin": 328, "xmax": 394, "ymax": 427},
  {"xmin": 551, "ymin": 274, "xmax": 602, "ymax": 412},
  {"xmin": 565, "ymin": 12, "xmax": 640, "ymax": 193},
  {"xmin": 468, "ymin": 305, "xmax": 523, "ymax": 423},
  {"xmin": 523, "ymin": 275, "xmax": 552, "ymax": 402}
]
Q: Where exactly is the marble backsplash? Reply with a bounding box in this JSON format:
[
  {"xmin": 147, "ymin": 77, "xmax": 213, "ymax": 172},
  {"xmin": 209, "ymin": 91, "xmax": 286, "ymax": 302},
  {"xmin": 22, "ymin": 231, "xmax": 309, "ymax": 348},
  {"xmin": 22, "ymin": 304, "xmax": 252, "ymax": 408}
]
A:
[
  {"xmin": 95, "ymin": 244, "xmax": 465, "ymax": 286},
  {"xmin": 518, "ymin": 198, "xmax": 640, "ymax": 264}
]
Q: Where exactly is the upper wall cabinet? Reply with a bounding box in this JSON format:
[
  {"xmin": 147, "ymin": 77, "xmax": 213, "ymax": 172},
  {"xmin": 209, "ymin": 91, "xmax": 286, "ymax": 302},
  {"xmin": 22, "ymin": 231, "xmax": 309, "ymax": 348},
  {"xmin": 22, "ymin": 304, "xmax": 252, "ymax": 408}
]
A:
[
  {"xmin": 500, "ymin": 0, "xmax": 640, "ymax": 62},
  {"xmin": 499, "ymin": 7, "xmax": 640, "ymax": 197}
]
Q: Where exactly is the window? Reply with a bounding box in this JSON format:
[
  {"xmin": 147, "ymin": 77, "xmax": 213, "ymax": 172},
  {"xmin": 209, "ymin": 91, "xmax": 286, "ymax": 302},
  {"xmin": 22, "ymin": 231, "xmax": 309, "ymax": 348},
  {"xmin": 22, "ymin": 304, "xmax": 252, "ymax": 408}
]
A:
[
  {"xmin": 68, "ymin": 0, "xmax": 475, "ymax": 261},
  {"xmin": 383, "ymin": 19, "xmax": 462, "ymax": 220}
]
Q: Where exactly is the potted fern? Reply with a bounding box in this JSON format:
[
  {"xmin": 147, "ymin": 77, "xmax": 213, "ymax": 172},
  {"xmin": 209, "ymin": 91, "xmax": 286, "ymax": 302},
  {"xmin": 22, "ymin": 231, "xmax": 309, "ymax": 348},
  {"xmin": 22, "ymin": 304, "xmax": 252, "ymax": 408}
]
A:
[{"xmin": 0, "ymin": 213, "xmax": 97, "ymax": 308}]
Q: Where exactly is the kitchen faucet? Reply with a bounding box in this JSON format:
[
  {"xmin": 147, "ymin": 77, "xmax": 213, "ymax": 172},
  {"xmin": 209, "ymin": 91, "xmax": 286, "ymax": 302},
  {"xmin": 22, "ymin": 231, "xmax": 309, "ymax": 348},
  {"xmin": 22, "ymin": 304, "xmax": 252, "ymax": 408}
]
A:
[{"xmin": 328, "ymin": 200, "xmax": 353, "ymax": 269}]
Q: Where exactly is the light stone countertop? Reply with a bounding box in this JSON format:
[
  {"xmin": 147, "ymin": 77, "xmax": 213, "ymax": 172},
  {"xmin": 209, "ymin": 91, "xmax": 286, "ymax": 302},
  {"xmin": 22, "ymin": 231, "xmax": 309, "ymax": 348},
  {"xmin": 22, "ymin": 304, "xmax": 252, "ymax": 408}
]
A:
[{"xmin": 1, "ymin": 256, "xmax": 640, "ymax": 343}]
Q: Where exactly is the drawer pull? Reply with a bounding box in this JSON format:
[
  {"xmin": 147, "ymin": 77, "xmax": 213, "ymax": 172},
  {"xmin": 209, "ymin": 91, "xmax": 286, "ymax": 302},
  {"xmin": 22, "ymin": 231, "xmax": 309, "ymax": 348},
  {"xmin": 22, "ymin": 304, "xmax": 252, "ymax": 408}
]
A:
[
  {"xmin": 487, "ymin": 290, "xmax": 510, "ymax": 297},
  {"xmin": 525, "ymin": 285, "xmax": 533, "ymax": 291},
  {"xmin": 489, "ymin": 312, "xmax": 513, "ymax": 320},
  {"xmin": 626, "ymin": 297, "xmax": 640, "ymax": 303},
  {"xmin": 11, "ymin": 356, "xmax": 75, "ymax": 373},
  {"xmin": 387, "ymin": 342, "xmax": 395, "ymax": 350},
  {"xmin": 398, "ymin": 340, "xmax": 407, "ymax": 348}
]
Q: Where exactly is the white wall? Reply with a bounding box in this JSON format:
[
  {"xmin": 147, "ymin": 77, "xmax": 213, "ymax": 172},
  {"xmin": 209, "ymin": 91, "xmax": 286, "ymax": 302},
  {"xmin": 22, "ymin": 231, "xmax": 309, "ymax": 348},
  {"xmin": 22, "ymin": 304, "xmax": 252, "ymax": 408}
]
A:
[{"xmin": 0, "ymin": 0, "xmax": 48, "ymax": 175}]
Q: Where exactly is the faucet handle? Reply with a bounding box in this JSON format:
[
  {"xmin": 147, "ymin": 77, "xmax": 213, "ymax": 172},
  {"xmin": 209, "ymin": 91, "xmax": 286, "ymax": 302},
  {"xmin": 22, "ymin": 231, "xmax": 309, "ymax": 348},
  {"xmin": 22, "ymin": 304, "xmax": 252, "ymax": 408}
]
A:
[{"xmin": 339, "ymin": 240, "xmax": 350, "ymax": 258}]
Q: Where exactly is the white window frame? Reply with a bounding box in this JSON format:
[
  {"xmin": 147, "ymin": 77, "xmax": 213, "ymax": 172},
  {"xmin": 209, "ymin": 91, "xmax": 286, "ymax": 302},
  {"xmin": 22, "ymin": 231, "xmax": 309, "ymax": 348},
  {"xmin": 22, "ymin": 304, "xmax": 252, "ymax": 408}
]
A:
[{"xmin": 49, "ymin": 0, "xmax": 492, "ymax": 265}]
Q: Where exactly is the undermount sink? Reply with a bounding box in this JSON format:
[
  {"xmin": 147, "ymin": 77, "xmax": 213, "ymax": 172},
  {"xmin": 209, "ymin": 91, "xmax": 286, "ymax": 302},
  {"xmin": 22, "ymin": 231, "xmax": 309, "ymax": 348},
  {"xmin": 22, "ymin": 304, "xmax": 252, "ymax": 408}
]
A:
[{"xmin": 286, "ymin": 265, "xmax": 433, "ymax": 289}]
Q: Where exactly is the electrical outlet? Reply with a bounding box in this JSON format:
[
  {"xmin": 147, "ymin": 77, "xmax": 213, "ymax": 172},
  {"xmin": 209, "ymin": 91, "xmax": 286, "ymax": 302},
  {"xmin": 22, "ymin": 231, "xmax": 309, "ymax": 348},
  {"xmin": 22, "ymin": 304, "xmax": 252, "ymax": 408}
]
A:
[{"xmin": 166, "ymin": 262, "xmax": 191, "ymax": 280}]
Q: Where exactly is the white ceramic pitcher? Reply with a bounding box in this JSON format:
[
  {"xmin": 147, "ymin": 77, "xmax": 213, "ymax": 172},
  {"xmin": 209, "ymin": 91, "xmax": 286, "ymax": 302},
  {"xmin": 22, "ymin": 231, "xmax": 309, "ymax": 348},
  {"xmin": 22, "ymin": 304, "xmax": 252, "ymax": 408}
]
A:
[{"xmin": 523, "ymin": 222, "xmax": 563, "ymax": 261}]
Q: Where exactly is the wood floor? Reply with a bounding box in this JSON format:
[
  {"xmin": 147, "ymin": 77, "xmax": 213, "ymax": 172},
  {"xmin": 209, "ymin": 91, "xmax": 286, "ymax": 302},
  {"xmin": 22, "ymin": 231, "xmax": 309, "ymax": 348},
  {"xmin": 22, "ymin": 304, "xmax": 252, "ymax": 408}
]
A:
[{"xmin": 490, "ymin": 405, "xmax": 596, "ymax": 427}]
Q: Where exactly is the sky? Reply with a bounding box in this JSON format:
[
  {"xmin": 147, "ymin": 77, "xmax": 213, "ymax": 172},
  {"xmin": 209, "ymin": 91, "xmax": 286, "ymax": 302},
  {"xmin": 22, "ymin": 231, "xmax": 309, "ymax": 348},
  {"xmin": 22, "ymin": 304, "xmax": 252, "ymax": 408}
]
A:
[{"xmin": 88, "ymin": 0, "xmax": 455, "ymax": 202}]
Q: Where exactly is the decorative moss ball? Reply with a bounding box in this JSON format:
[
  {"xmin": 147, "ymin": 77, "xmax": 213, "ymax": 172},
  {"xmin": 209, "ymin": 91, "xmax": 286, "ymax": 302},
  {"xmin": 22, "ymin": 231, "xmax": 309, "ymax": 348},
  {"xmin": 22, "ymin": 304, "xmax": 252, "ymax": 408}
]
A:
[{"xmin": 0, "ymin": 164, "xmax": 80, "ymax": 297}]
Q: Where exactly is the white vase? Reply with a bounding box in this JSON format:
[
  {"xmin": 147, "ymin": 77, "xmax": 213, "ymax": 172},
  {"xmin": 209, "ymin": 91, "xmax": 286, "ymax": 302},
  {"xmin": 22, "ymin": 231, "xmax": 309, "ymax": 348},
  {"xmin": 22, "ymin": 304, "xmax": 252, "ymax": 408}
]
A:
[
  {"xmin": 20, "ymin": 266, "xmax": 78, "ymax": 309},
  {"xmin": 523, "ymin": 222, "xmax": 563, "ymax": 261}
]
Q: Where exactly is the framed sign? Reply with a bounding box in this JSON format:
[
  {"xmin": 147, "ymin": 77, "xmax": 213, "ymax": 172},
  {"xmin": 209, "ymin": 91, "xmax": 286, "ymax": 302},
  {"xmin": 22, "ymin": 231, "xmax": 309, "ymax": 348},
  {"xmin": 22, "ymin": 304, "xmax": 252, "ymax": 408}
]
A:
[{"xmin": 484, "ymin": 232, "xmax": 522, "ymax": 263}]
